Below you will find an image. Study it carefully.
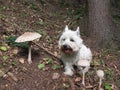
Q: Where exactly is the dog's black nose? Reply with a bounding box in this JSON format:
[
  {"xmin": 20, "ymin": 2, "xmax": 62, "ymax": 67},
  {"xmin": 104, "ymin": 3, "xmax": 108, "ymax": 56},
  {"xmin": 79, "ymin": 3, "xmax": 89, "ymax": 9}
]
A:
[{"xmin": 63, "ymin": 44, "xmax": 68, "ymax": 49}]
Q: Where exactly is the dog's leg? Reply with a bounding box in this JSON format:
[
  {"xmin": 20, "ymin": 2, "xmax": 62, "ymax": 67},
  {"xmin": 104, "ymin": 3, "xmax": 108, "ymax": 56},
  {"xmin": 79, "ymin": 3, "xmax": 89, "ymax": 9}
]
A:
[{"xmin": 64, "ymin": 63, "xmax": 74, "ymax": 76}]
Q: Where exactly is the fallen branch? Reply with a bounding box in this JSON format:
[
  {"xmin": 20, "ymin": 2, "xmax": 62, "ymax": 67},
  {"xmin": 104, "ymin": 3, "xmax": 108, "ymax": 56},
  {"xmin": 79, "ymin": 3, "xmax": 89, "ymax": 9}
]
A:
[
  {"xmin": 113, "ymin": 64, "xmax": 120, "ymax": 75},
  {"xmin": 32, "ymin": 41, "xmax": 60, "ymax": 59}
]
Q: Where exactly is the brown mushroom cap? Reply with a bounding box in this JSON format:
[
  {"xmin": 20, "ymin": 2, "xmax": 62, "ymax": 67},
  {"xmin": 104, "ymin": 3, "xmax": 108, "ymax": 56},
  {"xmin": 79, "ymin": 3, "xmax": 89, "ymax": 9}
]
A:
[
  {"xmin": 77, "ymin": 60, "xmax": 90, "ymax": 67},
  {"xmin": 15, "ymin": 32, "xmax": 42, "ymax": 43}
]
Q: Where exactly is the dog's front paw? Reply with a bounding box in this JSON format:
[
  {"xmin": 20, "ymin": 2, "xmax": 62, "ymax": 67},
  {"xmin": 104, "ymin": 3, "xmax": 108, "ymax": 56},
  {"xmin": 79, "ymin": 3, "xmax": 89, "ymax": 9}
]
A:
[{"xmin": 64, "ymin": 70, "xmax": 73, "ymax": 76}]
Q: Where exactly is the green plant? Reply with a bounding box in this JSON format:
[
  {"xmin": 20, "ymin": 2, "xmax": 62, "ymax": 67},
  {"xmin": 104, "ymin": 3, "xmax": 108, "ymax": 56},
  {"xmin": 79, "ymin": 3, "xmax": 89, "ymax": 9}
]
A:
[
  {"xmin": 7, "ymin": 36, "xmax": 28, "ymax": 48},
  {"xmin": 43, "ymin": 57, "xmax": 53, "ymax": 64},
  {"xmin": 12, "ymin": 61, "xmax": 17, "ymax": 66},
  {"xmin": 38, "ymin": 64, "xmax": 45, "ymax": 69},
  {"xmin": 104, "ymin": 83, "xmax": 112, "ymax": 90},
  {"xmin": 37, "ymin": 29, "xmax": 46, "ymax": 36},
  {"xmin": 52, "ymin": 64, "xmax": 61, "ymax": 69},
  {"xmin": 2, "ymin": 55, "xmax": 8, "ymax": 61},
  {"xmin": 0, "ymin": 46, "xmax": 7, "ymax": 51},
  {"xmin": 104, "ymin": 68, "xmax": 114, "ymax": 80}
]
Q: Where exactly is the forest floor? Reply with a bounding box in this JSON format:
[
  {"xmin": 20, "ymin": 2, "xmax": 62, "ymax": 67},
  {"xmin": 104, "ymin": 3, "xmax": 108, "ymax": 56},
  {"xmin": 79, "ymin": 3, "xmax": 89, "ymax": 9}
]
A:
[{"xmin": 0, "ymin": 0, "xmax": 120, "ymax": 90}]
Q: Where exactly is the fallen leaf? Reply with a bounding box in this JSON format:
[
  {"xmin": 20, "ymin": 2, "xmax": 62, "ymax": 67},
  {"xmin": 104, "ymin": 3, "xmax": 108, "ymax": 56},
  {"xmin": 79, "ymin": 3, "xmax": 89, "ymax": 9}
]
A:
[
  {"xmin": 54, "ymin": 51, "xmax": 58, "ymax": 57},
  {"xmin": 75, "ymin": 77, "xmax": 81, "ymax": 82},
  {"xmin": 19, "ymin": 58, "xmax": 25, "ymax": 64},
  {"xmin": 52, "ymin": 73, "xmax": 60, "ymax": 80},
  {"xmin": 63, "ymin": 83, "xmax": 70, "ymax": 88}
]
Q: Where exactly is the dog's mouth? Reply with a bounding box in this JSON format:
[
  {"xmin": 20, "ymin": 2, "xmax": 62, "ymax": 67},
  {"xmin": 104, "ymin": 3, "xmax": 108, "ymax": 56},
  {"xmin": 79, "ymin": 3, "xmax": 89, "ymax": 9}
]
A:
[{"xmin": 61, "ymin": 45, "xmax": 73, "ymax": 54}]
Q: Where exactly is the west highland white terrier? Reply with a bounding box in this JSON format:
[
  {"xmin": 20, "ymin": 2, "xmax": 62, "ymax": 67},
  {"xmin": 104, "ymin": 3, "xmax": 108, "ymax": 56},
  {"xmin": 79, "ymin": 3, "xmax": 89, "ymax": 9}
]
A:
[{"xmin": 58, "ymin": 25, "xmax": 92, "ymax": 76}]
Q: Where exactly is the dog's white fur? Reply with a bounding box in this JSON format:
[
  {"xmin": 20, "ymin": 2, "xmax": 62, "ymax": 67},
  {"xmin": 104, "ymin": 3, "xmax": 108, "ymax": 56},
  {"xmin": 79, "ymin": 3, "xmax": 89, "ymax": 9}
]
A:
[{"xmin": 58, "ymin": 25, "xmax": 92, "ymax": 76}]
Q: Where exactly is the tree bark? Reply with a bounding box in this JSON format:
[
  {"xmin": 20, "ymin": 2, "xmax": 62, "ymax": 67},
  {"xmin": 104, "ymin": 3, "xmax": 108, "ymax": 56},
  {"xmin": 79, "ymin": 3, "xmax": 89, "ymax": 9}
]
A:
[{"xmin": 87, "ymin": 0, "xmax": 115, "ymax": 48}]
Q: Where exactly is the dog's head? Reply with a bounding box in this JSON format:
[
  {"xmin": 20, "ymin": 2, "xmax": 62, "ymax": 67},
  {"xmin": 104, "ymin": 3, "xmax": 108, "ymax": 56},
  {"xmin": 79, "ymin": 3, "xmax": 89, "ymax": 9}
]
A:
[{"xmin": 58, "ymin": 25, "xmax": 83, "ymax": 54}]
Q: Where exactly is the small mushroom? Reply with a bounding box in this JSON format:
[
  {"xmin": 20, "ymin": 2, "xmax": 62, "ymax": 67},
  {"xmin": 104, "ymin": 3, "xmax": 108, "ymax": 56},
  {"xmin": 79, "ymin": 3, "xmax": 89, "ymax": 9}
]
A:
[
  {"xmin": 77, "ymin": 60, "xmax": 90, "ymax": 86},
  {"xmin": 15, "ymin": 32, "xmax": 41, "ymax": 64},
  {"xmin": 96, "ymin": 70, "xmax": 104, "ymax": 90}
]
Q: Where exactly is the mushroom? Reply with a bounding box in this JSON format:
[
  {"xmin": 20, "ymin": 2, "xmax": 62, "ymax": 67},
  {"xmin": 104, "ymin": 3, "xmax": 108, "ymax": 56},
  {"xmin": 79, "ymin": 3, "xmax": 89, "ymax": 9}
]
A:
[
  {"xmin": 15, "ymin": 32, "xmax": 41, "ymax": 64},
  {"xmin": 77, "ymin": 60, "xmax": 90, "ymax": 86},
  {"xmin": 96, "ymin": 70, "xmax": 104, "ymax": 90}
]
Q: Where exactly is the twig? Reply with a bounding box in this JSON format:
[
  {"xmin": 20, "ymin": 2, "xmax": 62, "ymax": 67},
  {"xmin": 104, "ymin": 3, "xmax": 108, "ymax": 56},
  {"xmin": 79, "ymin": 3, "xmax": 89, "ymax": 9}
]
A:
[
  {"xmin": 32, "ymin": 41, "xmax": 60, "ymax": 59},
  {"xmin": 113, "ymin": 64, "xmax": 120, "ymax": 75},
  {"xmin": 86, "ymin": 84, "xmax": 97, "ymax": 89},
  {"xmin": 7, "ymin": 72, "xmax": 18, "ymax": 82},
  {"xmin": 0, "ymin": 68, "xmax": 12, "ymax": 78}
]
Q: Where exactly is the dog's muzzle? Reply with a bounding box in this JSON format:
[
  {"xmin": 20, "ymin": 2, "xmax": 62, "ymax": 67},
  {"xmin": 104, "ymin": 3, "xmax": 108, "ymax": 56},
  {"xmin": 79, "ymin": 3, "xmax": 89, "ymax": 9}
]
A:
[{"xmin": 61, "ymin": 44, "xmax": 73, "ymax": 54}]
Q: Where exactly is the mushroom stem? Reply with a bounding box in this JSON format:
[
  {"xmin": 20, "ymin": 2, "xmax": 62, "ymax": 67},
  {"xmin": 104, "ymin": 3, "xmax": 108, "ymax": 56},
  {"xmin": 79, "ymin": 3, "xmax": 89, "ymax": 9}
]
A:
[
  {"xmin": 98, "ymin": 78, "xmax": 102, "ymax": 89},
  {"xmin": 28, "ymin": 43, "xmax": 32, "ymax": 64},
  {"xmin": 82, "ymin": 72, "xmax": 85, "ymax": 86}
]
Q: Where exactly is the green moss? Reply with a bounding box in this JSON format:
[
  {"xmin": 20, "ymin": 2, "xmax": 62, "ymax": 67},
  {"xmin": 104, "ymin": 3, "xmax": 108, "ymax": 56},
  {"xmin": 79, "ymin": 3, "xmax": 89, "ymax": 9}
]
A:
[{"xmin": 7, "ymin": 36, "xmax": 28, "ymax": 48}]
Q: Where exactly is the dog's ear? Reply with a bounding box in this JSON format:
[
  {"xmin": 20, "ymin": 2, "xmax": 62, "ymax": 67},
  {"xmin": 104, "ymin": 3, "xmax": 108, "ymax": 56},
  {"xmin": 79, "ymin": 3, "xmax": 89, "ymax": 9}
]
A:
[
  {"xmin": 64, "ymin": 25, "xmax": 69, "ymax": 32},
  {"xmin": 76, "ymin": 26, "xmax": 80, "ymax": 36}
]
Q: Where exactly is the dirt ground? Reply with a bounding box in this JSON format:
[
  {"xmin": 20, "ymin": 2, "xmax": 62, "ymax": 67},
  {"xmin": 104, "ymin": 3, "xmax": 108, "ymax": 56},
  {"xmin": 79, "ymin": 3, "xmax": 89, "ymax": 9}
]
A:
[{"xmin": 0, "ymin": 0, "xmax": 120, "ymax": 90}]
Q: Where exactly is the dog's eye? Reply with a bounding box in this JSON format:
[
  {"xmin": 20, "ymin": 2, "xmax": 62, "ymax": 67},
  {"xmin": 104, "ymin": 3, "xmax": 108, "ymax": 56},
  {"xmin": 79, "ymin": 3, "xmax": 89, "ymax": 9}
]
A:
[
  {"xmin": 70, "ymin": 38, "xmax": 74, "ymax": 42},
  {"xmin": 62, "ymin": 38, "xmax": 65, "ymax": 41}
]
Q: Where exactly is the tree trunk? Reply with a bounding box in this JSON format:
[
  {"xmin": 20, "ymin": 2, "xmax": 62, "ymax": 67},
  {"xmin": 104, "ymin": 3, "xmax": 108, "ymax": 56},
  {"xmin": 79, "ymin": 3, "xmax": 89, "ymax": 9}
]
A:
[{"xmin": 87, "ymin": 0, "xmax": 115, "ymax": 48}]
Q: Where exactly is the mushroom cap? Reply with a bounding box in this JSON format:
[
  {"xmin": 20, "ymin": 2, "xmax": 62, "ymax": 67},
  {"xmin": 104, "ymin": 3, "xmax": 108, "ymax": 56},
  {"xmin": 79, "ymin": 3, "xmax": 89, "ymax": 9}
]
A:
[
  {"xmin": 77, "ymin": 60, "xmax": 90, "ymax": 67},
  {"xmin": 15, "ymin": 32, "xmax": 42, "ymax": 42},
  {"xmin": 97, "ymin": 70, "xmax": 104, "ymax": 78}
]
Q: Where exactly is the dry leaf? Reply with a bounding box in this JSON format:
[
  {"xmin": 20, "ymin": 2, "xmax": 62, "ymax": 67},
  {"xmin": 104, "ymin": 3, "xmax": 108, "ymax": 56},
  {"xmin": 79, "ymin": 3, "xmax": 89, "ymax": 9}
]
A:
[
  {"xmin": 52, "ymin": 73, "xmax": 60, "ymax": 80},
  {"xmin": 19, "ymin": 58, "xmax": 25, "ymax": 64},
  {"xmin": 75, "ymin": 77, "xmax": 81, "ymax": 82}
]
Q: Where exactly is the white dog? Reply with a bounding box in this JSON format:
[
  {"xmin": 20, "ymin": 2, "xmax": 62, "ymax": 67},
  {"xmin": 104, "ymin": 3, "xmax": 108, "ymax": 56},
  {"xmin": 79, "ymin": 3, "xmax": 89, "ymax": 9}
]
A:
[{"xmin": 58, "ymin": 25, "xmax": 92, "ymax": 76}]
